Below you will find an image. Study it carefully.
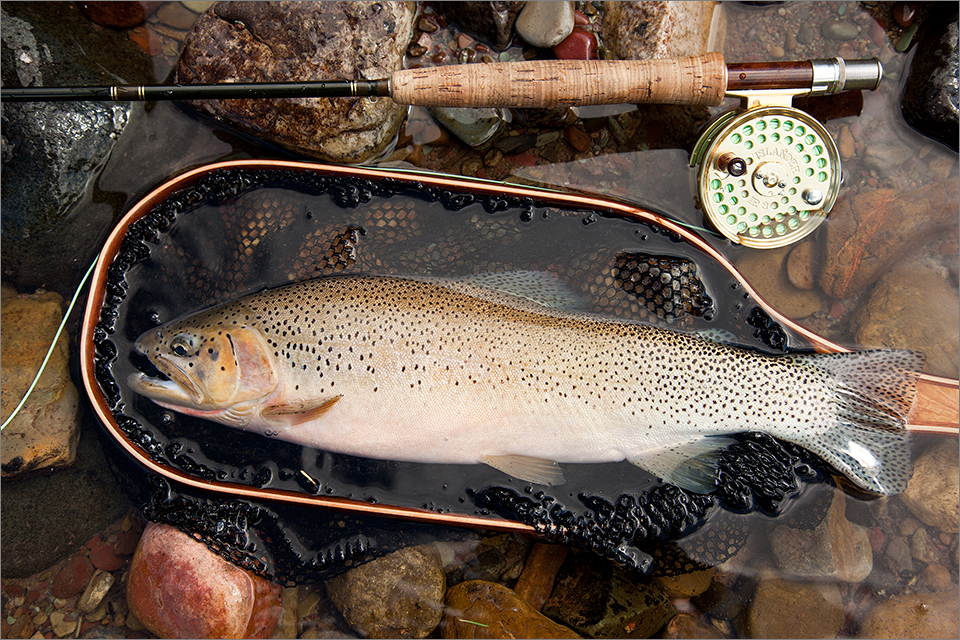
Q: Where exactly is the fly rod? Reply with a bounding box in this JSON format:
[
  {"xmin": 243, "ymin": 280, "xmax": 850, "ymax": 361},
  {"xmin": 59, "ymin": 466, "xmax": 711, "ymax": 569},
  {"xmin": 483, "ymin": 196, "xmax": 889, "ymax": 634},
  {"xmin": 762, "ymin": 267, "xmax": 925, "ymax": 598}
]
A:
[{"xmin": 1, "ymin": 53, "xmax": 881, "ymax": 107}]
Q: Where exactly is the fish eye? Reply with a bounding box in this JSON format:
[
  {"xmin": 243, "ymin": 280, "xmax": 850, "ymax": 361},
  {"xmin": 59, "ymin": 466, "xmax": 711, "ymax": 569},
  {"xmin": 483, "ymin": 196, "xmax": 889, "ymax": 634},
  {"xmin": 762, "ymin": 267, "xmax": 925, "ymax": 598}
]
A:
[{"xmin": 170, "ymin": 335, "xmax": 197, "ymax": 357}]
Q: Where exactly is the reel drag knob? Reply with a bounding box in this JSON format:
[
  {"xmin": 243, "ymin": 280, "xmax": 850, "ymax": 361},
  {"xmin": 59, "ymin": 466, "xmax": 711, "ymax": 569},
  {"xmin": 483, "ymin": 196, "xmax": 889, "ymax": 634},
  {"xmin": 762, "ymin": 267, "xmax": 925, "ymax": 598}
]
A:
[{"xmin": 692, "ymin": 106, "xmax": 841, "ymax": 249}]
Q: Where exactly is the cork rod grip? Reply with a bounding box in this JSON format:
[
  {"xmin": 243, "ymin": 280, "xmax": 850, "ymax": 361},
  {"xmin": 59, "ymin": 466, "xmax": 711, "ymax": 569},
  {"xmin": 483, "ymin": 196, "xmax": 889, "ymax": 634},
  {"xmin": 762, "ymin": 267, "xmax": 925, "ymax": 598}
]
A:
[{"xmin": 389, "ymin": 52, "xmax": 728, "ymax": 108}]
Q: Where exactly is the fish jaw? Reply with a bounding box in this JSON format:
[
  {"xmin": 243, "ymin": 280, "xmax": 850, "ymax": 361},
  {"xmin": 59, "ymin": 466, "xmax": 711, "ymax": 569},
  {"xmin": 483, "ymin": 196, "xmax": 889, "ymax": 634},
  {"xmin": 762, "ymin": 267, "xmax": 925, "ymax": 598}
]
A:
[{"xmin": 127, "ymin": 356, "xmax": 203, "ymax": 407}]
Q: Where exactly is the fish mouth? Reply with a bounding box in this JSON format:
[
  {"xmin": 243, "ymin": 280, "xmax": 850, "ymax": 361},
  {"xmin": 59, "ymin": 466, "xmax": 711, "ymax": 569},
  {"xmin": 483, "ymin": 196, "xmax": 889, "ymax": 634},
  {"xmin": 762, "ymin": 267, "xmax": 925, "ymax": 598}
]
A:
[{"xmin": 127, "ymin": 355, "xmax": 204, "ymax": 407}]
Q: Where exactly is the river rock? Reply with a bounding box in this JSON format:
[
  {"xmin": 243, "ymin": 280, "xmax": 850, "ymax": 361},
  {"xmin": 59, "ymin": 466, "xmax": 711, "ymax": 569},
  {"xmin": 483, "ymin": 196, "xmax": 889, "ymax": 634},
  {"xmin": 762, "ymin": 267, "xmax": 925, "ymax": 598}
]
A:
[
  {"xmin": 859, "ymin": 587, "xmax": 959, "ymax": 638},
  {"xmin": 661, "ymin": 613, "xmax": 723, "ymax": 639},
  {"xmin": 899, "ymin": 441, "xmax": 960, "ymax": 533},
  {"xmin": 734, "ymin": 247, "xmax": 826, "ymax": 320},
  {"xmin": 0, "ymin": 2, "xmax": 149, "ymax": 289},
  {"xmin": 516, "ymin": 1, "xmax": 574, "ymax": 48},
  {"xmin": 901, "ymin": 4, "xmax": 959, "ymax": 150},
  {"xmin": 441, "ymin": 580, "xmax": 581, "ymax": 639},
  {"xmin": 325, "ymin": 543, "xmax": 445, "ymax": 639},
  {"xmin": 852, "ymin": 259, "xmax": 959, "ymax": 378},
  {"xmin": 602, "ymin": 1, "xmax": 725, "ymax": 60},
  {"xmin": 126, "ymin": 522, "xmax": 282, "ymax": 638},
  {"xmin": 820, "ymin": 19, "xmax": 860, "ymax": 41},
  {"xmin": 786, "ymin": 240, "xmax": 816, "ymax": 290},
  {"xmin": 436, "ymin": 2, "xmax": 525, "ymax": 51},
  {"xmin": 654, "ymin": 568, "xmax": 715, "ymax": 598},
  {"xmin": 818, "ymin": 179, "xmax": 960, "ymax": 299},
  {"xmin": 769, "ymin": 489, "xmax": 873, "ymax": 582},
  {"xmin": 542, "ymin": 551, "xmax": 675, "ymax": 638},
  {"xmin": 1, "ymin": 288, "xmax": 80, "ymax": 477},
  {"xmin": 176, "ymin": 1, "xmax": 415, "ymax": 164},
  {"xmin": 747, "ymin": 578, "xmax": 843, "ymax": 639}
]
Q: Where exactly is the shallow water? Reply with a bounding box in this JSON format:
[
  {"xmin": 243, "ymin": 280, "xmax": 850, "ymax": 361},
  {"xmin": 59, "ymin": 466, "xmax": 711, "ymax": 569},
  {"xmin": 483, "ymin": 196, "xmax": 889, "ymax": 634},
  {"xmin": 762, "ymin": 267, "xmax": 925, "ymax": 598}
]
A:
[{"xmin": 2, "ymin": 1, "xmax": 957, "ymax": 638}]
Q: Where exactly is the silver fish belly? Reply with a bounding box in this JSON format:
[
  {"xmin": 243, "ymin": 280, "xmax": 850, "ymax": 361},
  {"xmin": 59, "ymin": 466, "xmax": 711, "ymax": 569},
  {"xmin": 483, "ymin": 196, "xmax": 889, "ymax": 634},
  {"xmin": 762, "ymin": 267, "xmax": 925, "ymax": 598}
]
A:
[{"xmin": 129, "ymin": 273, "xmax": 924, "ymax": 495}]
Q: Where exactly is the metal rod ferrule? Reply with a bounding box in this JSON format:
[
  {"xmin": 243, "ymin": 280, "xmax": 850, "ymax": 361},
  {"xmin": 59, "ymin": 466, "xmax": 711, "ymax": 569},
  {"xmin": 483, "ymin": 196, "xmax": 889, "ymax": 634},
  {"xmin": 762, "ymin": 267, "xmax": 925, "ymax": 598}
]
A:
[{"xmin": 809, "ymin": 57, "xmax": 882, "ymax": 95}]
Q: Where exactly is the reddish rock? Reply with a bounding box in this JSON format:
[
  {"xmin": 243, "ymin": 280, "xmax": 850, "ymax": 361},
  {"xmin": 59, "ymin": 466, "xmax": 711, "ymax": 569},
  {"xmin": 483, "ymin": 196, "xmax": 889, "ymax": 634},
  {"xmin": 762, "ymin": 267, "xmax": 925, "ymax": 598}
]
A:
[
  {"xmin": 114, "ymin": 529, "xmax": 142, "ymax": 557},
  {"xmin": 127, "ymin": 522, "xmax": 282, "ymax": 638},
  {"xmin": 552, "ymin": 28, "xmax": 598, "ymax": 60},
  {"xmin": 564, "ymin": 125, "xmax": 592, "ymax": 153},
  {"xmin": 78, "ymin": 1, "xmax": 150, "ymax": 28},
  {"xmin": 88, "ymin": 536, "xmax": 125, "ymax": 571},
  {"xmin": 53, "ymin": 554, "xmax": 95, "ymax": 599},
  {"xmin": 818, "ymin": 178, "xmax": 959, "ymax": 299}
]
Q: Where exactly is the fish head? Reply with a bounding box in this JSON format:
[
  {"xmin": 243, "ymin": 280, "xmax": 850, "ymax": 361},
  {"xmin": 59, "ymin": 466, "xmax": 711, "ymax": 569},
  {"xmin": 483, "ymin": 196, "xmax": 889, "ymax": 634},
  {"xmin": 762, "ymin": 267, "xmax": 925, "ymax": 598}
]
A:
[{"xmin": 128, "ymin": 309, "xmax": 279, "ymax": 423}]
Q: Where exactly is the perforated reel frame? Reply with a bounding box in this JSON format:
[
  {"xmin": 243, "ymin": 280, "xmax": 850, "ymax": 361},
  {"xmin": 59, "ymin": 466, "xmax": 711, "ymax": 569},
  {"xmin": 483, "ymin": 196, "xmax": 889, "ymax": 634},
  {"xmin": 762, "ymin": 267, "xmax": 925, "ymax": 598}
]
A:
[{"xmin": 692, "ymin": 106, "xmax": 841, "ymax": 249}]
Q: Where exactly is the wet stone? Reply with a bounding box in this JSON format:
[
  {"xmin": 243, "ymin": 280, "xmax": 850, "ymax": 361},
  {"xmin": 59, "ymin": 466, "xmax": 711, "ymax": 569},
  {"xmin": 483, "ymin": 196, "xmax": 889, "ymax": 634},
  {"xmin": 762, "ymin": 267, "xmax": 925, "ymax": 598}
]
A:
[
  {"xmin": 820, "ymin": 19, "xmax": 860, "ymax": 40},
  {"xmin": 602, "ymin": 1, "xmax": 723, "ymax": 59},
  {"xmin": 1, "ymin": 288, "xmax": 80, "ymax": 478},
  {"xmin": 819, "ymin": 179, "xmax": 960, "ymax": 299},
  {"xmin": 747, "ymin": 578, "xmax": 843, "ymax": 639},
  {"xmin": 77, "ymin": 570, "xmax": 114, "ymax": 614},
  {"xmin": 77, "ymin": 1, "xmax": 150, "ymax": 28},
  {"xmin": 435, "ymin": 1, "xmax": 525, "ymax": 52},
  {"xmin": 441, "ymin": 580, "xmax": 581, "ymax": 639},
  {"xmin": 156, "ymin": 1, "xmax": 201, "ymax": 30},
  {"xmin": 430, "ymin": 107, "xmax": 508, "ymax": 150},
  {"xmin": 654, "ymin": 568, "xmax": 715, "ymax": 599},
  {"xmin": 175, "ymin": 1, "xmax": 416, "ymax": 163},
  {"xmin": 900, "ymin": 4, "xmax": 959, "ymax": 150},
  {"xmin": 515, "ymin": 1, "xmax": 574, "ymax": 49},
  {"xmin": 899, "ymin": 440, "xmax": 960, "ymax": 533},
  {"xmin": 127, "ymin": 522, "xmax": 282, "ymax": 638},
  {"xmin": 859, "ymin": 587, "xmax": 960, "ymax": 638},
  {"xmin": 52, "ymin": 555, "xmax": 95, "ymax": 600},
  {"xmin": 542, "ymin": 552, "xmax": 675, "ymax": 639},
  {"xmin": 553, "ymin": 27, "xmax": 598, "ymax": 60},
  {"xmin": 853, "ymin": 258, "xmax": 959, "ymax": 379},
  {"xmin": 769, "ymin": 489, "xmax": 873, "ymax": 583},
  {"xmin": 325, "ymin": 543, "xmax": 445, "ymax": 639}
]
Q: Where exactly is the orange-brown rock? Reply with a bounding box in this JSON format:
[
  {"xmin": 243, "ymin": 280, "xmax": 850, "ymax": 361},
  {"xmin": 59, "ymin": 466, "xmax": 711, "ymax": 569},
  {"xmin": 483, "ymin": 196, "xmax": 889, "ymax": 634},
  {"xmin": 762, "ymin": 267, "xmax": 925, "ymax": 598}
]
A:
[
  {"xmin": 1, "ymin": 287, "xmax": 80, "ymax": 477},
  {"xmin": 859, "ymin": 587, "xmax": 959, "ymax": 639},
  {"xmin": 818, "ymin": 178, "xmax": 960, "ymax": 299},
  {"xmin": 441, "ymin": 580, "xmax": 581, "ymax": 639}
]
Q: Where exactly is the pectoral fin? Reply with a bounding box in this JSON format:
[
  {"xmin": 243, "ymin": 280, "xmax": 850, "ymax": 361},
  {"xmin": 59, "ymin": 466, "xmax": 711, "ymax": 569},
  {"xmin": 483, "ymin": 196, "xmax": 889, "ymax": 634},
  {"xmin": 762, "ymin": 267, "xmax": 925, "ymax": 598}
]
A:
[
  {"xmin": 261, "ymin": 395, "xmax": 343, "ymax": 426},
  {"xmin": 627, "ymin": 436, "xmax": 738, "ymax": 494},
  {"xmin": 480, "ymin": 455, "xmax": 566, "ymax": 486}
]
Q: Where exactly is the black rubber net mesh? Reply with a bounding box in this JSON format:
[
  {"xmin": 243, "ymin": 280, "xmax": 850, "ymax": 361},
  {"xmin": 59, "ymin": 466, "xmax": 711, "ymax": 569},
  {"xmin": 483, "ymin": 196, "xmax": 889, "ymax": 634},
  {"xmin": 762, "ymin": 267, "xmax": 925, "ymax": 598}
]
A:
[{"xmin": 93, "ymin": 167, "xmax": 835, "ymax": 584}]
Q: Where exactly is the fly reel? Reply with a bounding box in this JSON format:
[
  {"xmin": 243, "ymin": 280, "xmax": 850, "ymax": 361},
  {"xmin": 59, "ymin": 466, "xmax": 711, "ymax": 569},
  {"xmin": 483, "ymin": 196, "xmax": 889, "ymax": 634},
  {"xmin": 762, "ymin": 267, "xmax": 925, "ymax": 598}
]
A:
[{"xmin": 691, "ymin": 57, "xmax": 881, "ymax": 249}]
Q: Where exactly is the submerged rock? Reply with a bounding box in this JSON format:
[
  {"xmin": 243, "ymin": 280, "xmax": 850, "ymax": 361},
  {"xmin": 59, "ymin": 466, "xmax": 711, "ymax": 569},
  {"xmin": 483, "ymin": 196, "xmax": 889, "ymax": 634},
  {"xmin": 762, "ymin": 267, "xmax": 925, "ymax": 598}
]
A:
[
  {"xmin": 899, "ymin": 441, "xmax": 960, "ymax": 534},
  {"xmin": 852, "ymin": 258, "xmax": 959, "ymax": 379},
  {"xmin": 542, "ymin": 552, "xmax": 675, "ymax": 639},
  {"xmin": 0, "ymin": 2, "xmax": 149, "ymax": 289},
  {"xmin": 0, "ymin": 286, "xmax": 80, "ymax": 478},
  {"xmin": 441, "ymin": 580, "xmax": 581, "ymax": 639},
  {"xmin": 602, "ymin": 1, "xmax": 725, "ymax": 59},
  {"xmin": 325, "ymin": 543, "xmax": 445, "ymax": 639},
  {"xmin": 126, "ymin": 522, "xmax": 282, "ymax": 638},
  {"xmin": 901, "ymin": 4, "xmax": 959, "ymax": 150},
  {"xmin": 859, "ymin": 587, "xmax": 960, "ymax": 639},
  {"xmin": 818, "ymin": 179, "xmax": 960, "ymax": 299},
  {"xmin": 176, "ymin": 1, "xmax": 416, "ymax": 163},
  {"xmin": 769, "ymin": 489, "xmax": 873, "ymax": 582},
  {"xmin": 436, "ymin": 2, "xmax": 525, "ymax": 52},
  {"xmin": 747, "ymin": 578, "xmax": 843, "ymax": 639}
]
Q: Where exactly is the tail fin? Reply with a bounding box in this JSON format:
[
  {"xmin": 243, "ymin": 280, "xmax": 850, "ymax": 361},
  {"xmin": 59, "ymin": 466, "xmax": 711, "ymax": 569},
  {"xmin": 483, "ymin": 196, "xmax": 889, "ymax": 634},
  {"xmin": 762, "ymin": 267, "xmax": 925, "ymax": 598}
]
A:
[{"xmin": 793, "ymin": 349, "xmax": 925, "ymax": 495}]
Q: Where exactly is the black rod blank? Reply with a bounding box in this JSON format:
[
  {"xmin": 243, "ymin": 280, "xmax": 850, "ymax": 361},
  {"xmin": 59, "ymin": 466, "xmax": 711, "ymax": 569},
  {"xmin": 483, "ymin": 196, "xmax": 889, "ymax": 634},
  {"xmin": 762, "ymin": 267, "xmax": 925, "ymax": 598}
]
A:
[{"xmin": 1, "ymin": 79, "xmax": 390, "ymax": 102}]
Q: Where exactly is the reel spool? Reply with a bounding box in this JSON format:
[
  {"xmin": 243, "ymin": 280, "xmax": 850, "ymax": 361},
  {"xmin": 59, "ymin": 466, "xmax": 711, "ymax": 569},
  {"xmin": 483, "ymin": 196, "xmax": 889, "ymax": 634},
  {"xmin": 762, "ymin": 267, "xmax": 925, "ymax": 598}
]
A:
[
  {"xmin": 692, "ymin": 105, "xmax": 841, "ymax": 249},
  {"xmin": 691, "ymin": 57, "xmax": 881, "ymax": 249}
]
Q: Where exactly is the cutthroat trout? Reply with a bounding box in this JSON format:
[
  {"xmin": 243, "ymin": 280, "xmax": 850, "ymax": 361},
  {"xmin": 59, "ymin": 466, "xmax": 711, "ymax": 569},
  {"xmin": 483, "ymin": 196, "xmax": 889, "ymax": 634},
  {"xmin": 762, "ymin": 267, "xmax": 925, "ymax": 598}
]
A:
[{"xmin": 129, "ymin": 272, "xmax": 923, "ymax": 495}]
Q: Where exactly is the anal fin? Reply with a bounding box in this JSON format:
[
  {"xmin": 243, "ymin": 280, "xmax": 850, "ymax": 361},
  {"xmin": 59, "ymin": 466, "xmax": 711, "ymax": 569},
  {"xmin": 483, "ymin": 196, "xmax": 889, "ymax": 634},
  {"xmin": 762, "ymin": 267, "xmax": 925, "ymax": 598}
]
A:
[
  {"xmin": 480, "ymin": 455, "xmax": 566, "ymax": 486},
  {"xmin": 628, "ymin": 436, "xmax": 738, "ymax": 494}
]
